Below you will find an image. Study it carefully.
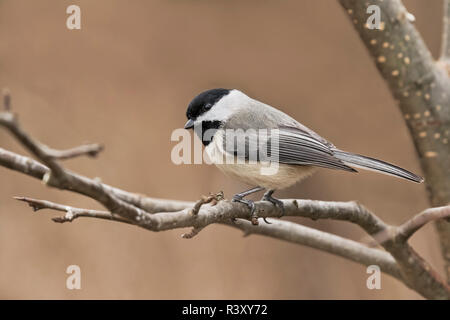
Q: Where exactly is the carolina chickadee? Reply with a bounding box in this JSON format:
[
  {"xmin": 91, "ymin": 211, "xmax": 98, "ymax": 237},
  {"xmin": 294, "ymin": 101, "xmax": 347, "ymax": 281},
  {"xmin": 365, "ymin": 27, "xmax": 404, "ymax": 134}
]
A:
[{"xmin": 184, "ymin": 88, "xmax": 423, "ymax": 224}]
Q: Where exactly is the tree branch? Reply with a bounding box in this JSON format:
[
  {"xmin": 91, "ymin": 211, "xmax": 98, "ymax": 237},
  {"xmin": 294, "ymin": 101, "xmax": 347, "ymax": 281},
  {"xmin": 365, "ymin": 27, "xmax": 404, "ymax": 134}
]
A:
[
  {"xmin": 226, "ymin": 219, "xmax": 402, "ymax": 279},
  {"xmin": 0, "ymin": 148, "xmax": 193, "ymax": 213},
  {"xmin": 13, "ymin": 196, "xmax": 131, "ymax": 224},
  {"xmin": 11, "ymin": 191, "xmax": 450, "ymax": 299},
  {"xmin": 339, "ymin": 0, "xmax": 450, "ymax": 291},
  {"xmin": 12, "ymin": 195, "xmax": 402, "ymax": 280},
  {"xmin": 43, "ymin": 143, "xmax": 104, "ymax": 160},
  {"xmin": 13, "ymin": 193, "xmax": 450, "ymax": 295},
  {"xmin": 397, "ymin": 205, "xmax": 450, "ymax": 241}
]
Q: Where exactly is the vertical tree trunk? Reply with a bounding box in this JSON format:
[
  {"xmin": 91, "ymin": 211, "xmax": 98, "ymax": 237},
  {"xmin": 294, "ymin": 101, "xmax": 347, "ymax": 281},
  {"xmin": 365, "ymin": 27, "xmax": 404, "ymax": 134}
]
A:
[{"xmin": 339, "ymin": 0, "xmax": 450, "ymax": 282}]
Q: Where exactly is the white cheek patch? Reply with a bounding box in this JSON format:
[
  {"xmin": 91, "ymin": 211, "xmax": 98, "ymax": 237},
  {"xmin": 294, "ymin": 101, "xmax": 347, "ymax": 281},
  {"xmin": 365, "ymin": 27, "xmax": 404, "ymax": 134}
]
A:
[{"xmin": 195, "ymin": 90, "xmax": 250, "ymax": 123}]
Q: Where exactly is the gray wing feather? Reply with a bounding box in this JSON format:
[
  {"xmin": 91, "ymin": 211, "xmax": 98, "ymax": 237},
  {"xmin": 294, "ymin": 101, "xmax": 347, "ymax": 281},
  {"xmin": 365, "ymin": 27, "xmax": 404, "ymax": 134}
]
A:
[
  {"xmin": 271, "ymin": 126, "xmax": 356, "ymax": 171},
  {"xmin": 221, "ymin": 123, "xmax": 356, "ymax": 172},
  {"xmin": 221, "ymin": 101, "xmax": 356, "ymax": 172}
]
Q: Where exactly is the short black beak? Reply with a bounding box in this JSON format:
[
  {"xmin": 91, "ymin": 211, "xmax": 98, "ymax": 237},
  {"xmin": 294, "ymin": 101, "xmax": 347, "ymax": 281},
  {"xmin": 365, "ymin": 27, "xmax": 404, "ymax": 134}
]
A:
[{"xmin": 184, "ymin": 119, "xmax": 195, "ymax": 129}]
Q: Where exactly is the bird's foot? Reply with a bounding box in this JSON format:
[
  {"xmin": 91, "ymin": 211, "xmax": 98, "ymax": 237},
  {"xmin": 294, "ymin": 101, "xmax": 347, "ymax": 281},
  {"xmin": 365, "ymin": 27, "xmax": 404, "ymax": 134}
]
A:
[
  {"xmin": 232, "ymin": 195, "xmax": 259, "ymax": 225},
  {"xmin": 262, "ymin": 190, "xmax": 285, "ymax": 217}
]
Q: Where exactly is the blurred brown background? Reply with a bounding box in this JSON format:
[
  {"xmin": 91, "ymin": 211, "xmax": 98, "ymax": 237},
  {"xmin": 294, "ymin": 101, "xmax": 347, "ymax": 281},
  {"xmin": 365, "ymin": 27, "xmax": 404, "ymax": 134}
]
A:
[{"xmin": 0, "ymin": 0, "xmax": 444, "ymax": 299}]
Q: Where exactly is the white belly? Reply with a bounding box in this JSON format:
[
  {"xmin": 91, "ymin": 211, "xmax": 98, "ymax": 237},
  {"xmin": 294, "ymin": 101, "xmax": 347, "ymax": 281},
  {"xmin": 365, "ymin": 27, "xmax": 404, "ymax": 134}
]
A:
[
  {"xmin": 205, "ymin": 131, "xmax": 316, "ymax": 190},
  {"xmin": 215, "ymin": 162, "xmax": 316, "ymax": 190}
]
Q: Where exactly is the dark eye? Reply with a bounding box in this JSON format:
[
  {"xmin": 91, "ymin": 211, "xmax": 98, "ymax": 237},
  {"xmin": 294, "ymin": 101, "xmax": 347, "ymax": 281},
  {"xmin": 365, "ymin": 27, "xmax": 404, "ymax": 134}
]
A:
[{"xmin": 204, "ymin": 103, "xmax": 212, "ymax": 110}]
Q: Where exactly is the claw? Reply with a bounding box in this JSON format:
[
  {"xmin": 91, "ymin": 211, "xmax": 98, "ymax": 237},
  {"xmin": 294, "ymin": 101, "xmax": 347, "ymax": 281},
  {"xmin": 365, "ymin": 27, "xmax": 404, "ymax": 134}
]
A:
[
  {"xmin": 262, "ymin": 189, "xmax": 285, "ymax": 217},
  {"xmin": 232, "ymin": 196, "xmax": 259, "ymax": 225},
  {"xmin": 231, "ymin": 187, "xmax": 265, "ymax": 225}
]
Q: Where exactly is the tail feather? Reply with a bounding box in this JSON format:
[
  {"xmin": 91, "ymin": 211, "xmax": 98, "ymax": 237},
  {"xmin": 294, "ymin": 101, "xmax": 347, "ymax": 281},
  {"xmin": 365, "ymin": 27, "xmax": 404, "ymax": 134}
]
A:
[{"xmin": 333, "ymin": 150, "xmax": 424, "ymax": 183}]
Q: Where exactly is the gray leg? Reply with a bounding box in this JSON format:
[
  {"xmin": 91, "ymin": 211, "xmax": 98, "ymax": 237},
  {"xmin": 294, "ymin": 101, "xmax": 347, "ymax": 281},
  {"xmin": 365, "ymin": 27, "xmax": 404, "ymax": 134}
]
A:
[
  {"xmin": 232, "ymin": 186, "xmax": 265, "ymax": 225},
  {"xmin": 262, "ymin": 189, "xmax": 285, "ymax": 217},
  {"xmin": 232, "ymin": 186, "xmax": 265, "ymax": 200}
]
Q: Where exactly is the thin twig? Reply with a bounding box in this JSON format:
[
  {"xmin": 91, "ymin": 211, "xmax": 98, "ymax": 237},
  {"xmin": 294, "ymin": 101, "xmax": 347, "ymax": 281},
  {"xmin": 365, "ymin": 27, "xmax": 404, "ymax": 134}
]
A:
[
  {"xmin": 2, "ymin": 88, "xmax": 10, "ymax": 111},
  {"xmin": 14, "ymin": 196, "xmax": 131, "ymax": 224},
  {"xmin": 43, "ymin": 143, "xmax": 104, "ymax": 160}
]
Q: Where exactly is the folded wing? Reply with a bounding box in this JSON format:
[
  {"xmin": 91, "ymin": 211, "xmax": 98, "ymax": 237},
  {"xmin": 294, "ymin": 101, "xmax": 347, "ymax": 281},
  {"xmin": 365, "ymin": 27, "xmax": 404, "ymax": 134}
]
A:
[{"xmin": 221, "ymin": 125, "xmax": 357, "ymax": 172}]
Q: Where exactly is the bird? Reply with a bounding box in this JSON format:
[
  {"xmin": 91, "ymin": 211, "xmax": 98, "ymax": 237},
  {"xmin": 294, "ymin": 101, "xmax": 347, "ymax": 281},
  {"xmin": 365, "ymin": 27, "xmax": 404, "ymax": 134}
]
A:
[{"xmin": 184, "ymin": 88, "xmax": 423, "ymax": 224}]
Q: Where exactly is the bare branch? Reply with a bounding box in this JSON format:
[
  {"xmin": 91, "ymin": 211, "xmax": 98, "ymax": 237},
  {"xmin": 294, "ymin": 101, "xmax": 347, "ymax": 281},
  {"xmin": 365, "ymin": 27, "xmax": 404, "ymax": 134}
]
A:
[
  {"xmin": 13, "ymin": 193, "xmax": 389, "ymax": 236},
  {"xmin": 43, "ymin": 143, "xmax": 104, "ymax": 160},
  {"xmin": 226, "ymin": 218, "xmax": 401, "ymax": 279},
  {"xmin": 134, "ymin": 199, "xmax": 390, "ymax": 235},
  {"xmin": 0, "ymin": 112, "xmax": 66, "ymax": 176},
  {"xmin": 0, "ymin": 148, "xmax": 193, "ymax": 213},
  {"xmin": 2, "ymin": 88, "xmax": 10, "ymax": 111},
  {"xmin": 397, "ymin": 205, "xmax": 450, "ymax": 241},
  {"xmin": 13, "ymin": 195, "xmax": 402, "ymax": 280},
  {"xmin": 0, "ymin": 148, "xmax": 48, "ymax": 180},
  {"xmin": 13, "ymin": 196, "xmax": 131, "ymax": 224},
  {"xmin": 366, "ymin": 205, "xmax": 450, "ymax": 245},
  {"xmin": 13, "ymin": 192, "xmax": 450, "ymax": 296}
]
